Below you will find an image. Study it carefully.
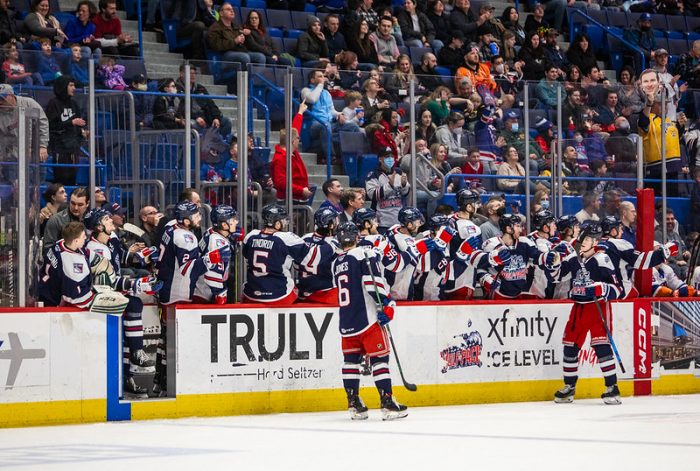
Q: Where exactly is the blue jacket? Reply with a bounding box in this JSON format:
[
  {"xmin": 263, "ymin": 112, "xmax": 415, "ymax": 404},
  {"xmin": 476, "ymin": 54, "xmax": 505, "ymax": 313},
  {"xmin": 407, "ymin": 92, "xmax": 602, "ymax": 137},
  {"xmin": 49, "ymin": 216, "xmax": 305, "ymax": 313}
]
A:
[{"xmin": 64, "ymin": 18, "xmax": 96, "ymax": 44}]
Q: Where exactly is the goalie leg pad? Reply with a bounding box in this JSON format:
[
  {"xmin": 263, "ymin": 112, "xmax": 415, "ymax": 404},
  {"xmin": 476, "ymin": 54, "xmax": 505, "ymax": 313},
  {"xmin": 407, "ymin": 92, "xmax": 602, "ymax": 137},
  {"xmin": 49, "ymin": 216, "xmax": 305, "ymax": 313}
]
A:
[{"xmin": 90, "ymin": 290, "xmax": 129, "ymax": 316}]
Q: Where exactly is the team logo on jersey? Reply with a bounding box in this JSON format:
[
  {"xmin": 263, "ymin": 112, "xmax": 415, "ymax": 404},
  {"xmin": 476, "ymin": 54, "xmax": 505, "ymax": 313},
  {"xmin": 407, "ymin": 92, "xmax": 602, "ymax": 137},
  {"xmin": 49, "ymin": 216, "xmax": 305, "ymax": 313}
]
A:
[
  {"xmin": 216, "ymin": 239, "xmax": 225, "ymax": 247},
  {"xmin": 93, "ymin": 249, "xmax": 104, "ymax": 257},
  {"xmin": 440, "ymin": 320, "xmax": 483, "ymax": 373},
  {"xmin": 184, "ymin": 234, "xmax": 195, "ymax": 244},
  {"xmin": 73, "ymin": 263, "xmax": 84, "ymax": 274}
]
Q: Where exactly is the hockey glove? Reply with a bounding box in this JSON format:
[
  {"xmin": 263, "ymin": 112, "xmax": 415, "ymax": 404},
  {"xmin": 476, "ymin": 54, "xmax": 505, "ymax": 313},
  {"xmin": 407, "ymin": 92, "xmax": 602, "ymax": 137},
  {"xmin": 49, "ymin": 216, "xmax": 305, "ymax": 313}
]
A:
[
  {"xmin": 229, "ymin": 228, "xmax": 246, "ymax": 244},
  {"xmin": 131, "ymin": 275, "xmax": 163, "ymax": 296},
  {"xmin": 488, "ymin": 247, "xmax": 511, "ymax": 267},
  {"xmin": 377, "ymin": 300, "xmax": 396, "ymax": 326},
  {"xmin": 415, "ymin": 237, "xmax": 438, "ymax": 255},
  {"xmin": 662, "ymin": 241, "xmax": 679, "ymax": 259},
  {"xmin": 213, "ymin": 290, "xmax": 228, "ymax": 304},
  {"xmin": 373, "ymin": 237, "xmax": 393, "ymax": 256},
  {"xmin": 434, "ymin": 226, "xmax": 457, "ymax": 249},
  {"xmin": 204, "ymin": 245, "xmax": 232, "ymax": 268},
  {"xmin": 135, "ymin": 246, "xmax": 159, "ymax": 265},
  {"xmin": 457, "ymin": 236, "xmax": 482, "ymax": 258},
  {"xmin": 584, "ymin": 282, "xmax": 609, "ymax": 300},
  {"xmin": 554, "ymin": 242, "xmax": 570, "ymax": 256},
  {"xmin": 481, "ymin": 274, "xmax": 499, "ymax": 297},
  {"xmin": 674, "ymin": 285, "xmax": 690, "ymax": 298},
  {"xmin": 544, "ymin": 251, "xmax": 561, "ymax": 270}
]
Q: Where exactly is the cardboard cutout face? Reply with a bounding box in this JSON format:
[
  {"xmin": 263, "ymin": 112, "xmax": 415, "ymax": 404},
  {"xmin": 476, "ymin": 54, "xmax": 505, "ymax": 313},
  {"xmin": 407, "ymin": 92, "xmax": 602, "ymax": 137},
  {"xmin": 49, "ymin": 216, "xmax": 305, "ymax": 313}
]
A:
[{"xmin": 639, "ymin": 68, "xmax": 660, "ymax": 102}]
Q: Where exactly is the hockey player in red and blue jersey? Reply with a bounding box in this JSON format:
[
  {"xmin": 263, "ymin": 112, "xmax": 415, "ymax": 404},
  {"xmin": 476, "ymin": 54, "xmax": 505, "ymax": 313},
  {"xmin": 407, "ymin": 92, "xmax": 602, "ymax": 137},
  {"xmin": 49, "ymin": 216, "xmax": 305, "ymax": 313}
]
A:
[
  {"xmin": 553, "ymin": 215, "xmax": 580, "ymax": 299},
  {"xmin": 355, "ymin": 208, "xmax": 408, "ymax": 276},
  {"xmin": 332, "ymin": 222, "xmax": 408, "ymax": 421},
  {"xmin": 194, "ymin": 205, "xmax": 241, "ymax": 304},
  {"xmin": 242, "ymin": 204, "xmax": 311, "ymax": 305},
  {"xmin": 527, "ymin": 210, "xmax": 564, "ymax": 299},
  {"xmin": 597, "ymin": 216, "xmax": 676, "ymax": 299},
  {"xmin": 84, "ymin": 208, "xmax": 159, "ymax": 398},
  {"xmin": 481, "ymin": 214, "xmax": 560, "ymax": 299},
  {"xmin": 554, "ymin": 221, "xmax": 624, "ymax": 405},
  {"xmin": 414, "ymin": 214, "xmax": 456, "ymax": 301},
  {"xmin": 450, "ymin": 189, "xmax": 483, "ymax": 255},
  {"xmin": 298, "ymin": 207, "xmax": 341, "ymax": 304}
]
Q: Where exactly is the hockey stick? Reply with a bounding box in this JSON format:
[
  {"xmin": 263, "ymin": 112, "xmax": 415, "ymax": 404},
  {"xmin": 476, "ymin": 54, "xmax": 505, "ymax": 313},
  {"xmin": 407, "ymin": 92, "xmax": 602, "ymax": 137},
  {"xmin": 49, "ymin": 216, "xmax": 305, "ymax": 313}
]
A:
[
  {"xmin": 592, "ymin": 298, "xmax": 626, "ymax": 374},
  {"xmin": 685, "ymin": 236, "xmax": 700, "ymax": 285},
  {"xmin": 363, "ymin": 253, "xmax": 418, "ymax": 392}
]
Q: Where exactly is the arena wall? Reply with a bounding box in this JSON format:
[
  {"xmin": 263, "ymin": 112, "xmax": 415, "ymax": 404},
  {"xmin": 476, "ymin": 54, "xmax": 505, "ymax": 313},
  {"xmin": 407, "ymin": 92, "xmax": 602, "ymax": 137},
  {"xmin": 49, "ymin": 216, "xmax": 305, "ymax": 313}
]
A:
[{"xmin": 1, "ymin": 300, "xmax": 699, "ymax": 428}]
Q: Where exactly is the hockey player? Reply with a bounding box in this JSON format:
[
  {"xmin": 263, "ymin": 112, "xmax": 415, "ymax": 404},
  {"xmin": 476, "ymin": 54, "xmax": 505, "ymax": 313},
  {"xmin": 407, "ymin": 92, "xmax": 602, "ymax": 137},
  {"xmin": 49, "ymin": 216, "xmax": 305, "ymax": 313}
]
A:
[
  {"xmin": 298, "ymin": 207, "xmax": 341, "ymax": 304},
  {"xmin": 481, "ymin": 214, "xmax": 560, "ymax": 299},
  {"xmin": 554, "ymin": 221, "xmax": 624, "ymax": 405},
  {"xmin": 557, "ymin": 215, "xmax": 580, "ymax": 244},
  {"xmin": 450, "ymin": 189, "xmax": 483, "ymax": 255},
  {"xmin": 242, "ymin": 204, "xmax": 310, "ymax": 304},
  {"xmin": 194, "ymin": 205, "xmax": 240, "ymax": 304},
  {"xmin": 155, "ymin": 201, "xmax": 231, "ymax": 395},
  {"xmin": 331, "ymin": 221, "xmax": 408, "ymax": 421},
  {"xmin": 597, "ymin": 216, "xmax": 677, "ymax": 299},
  {"xmin": 651, "ymin": 242, "xmax": 695, "ymax": 297},
  {"xmin": 385, "ymin": 207, "xmax": 438, "ymax": 300},
  {"xmin": 84, "ymin": 208, "xmax": 159, "ymax": 397},
  {"xmin": 413, "ymin": 214, "xmax": 455, "ymax": 301},
  {"xmin": 554, "ymin": 215, "xmax": 581, "ymax": 299},
  {"xmin": 355, "ymin": 208, "xmax": 407, "ymax": 276},
  {"xmin": 527, "ymin": 210, "xmax": 562, "ymax": 299}
]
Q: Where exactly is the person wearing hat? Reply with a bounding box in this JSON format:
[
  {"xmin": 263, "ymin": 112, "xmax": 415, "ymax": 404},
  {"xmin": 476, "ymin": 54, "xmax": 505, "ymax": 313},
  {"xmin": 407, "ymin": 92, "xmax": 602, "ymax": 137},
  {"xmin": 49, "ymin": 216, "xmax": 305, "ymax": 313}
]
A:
[
  {"xmin": 0, "ymin": 83, "xmax": 49, "ymax": 162},
  {"xmin": 653, "ymin": 48, "xmax": 684, "ymax": 122},
  {"xmin": 175, "ymin": 63, "xmax": 232, "ymax": 139},
  {"xmin": 365, "ymin": 146, "xmax": 410, "ymax": 233},
  {"xmin": 297, "ymin": 16, "xmax": 331, "ymax": 67},
  {"xmin": 543, "ymin": 28, "xmax": 569, "ymax": 73},
  {"xmin": 501, "ymin": 109, "xmax": 545, "ymax": 170},
  {"xmin": 534, "ymin": 117, "xmax": 556, "ymax": 156},
  {"xmin": 474, "ymin": 106, "xmax": 505, "ymax": 174},
  {"xmin": 455, "ymin": 43, "xmax": 498, "ymax": 95},
  {"xmin": 524, "ymin": 2, "xmax": 550, "ymax": 36},
  {"xmin": 437, "ymin": 29, "xmax": 466, "ymax": 71},
  {"xmin": 623, "ymin": 12, "xmax": 656, "ymax": 72}
]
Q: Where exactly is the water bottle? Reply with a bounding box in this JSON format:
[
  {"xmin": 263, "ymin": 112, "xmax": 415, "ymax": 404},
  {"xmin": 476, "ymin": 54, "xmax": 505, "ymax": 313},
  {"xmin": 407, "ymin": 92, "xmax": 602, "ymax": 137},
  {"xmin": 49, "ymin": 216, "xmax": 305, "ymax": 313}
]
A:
[
  {"xmin": 355, "ymin": 108, "xmax": 364, "ymax": 126},
  {"xmin": 489, "ymin": 42, "xmax": 499, "ymax": 56}
]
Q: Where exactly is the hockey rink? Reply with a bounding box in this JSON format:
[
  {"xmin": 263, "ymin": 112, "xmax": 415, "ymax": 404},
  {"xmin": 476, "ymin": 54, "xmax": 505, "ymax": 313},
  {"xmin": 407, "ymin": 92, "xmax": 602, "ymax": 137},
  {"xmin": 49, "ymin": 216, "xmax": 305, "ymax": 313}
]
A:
[{"xmin": 1, "ymin": 394, "xmax": 699, "ymax": 471}]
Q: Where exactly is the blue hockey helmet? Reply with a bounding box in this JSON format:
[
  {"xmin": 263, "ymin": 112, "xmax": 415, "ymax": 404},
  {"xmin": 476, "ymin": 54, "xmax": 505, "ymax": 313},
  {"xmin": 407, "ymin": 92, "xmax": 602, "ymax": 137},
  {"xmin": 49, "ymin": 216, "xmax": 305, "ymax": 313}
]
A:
[
  {"xmin": 600, "ymin": 215, "xmax": 621, "ymax": 235},
  {"xmin": 427, "ymin": 214, "xmax": 451, "ymax": 232},
  {"xmin": 579, "ymin": 220, "xmax": 603, "ymax": 241},
  {"xmin": 398, "ymin": 207, "xmax": 424, "ymax": 227},
  {"xmin": 353, "ymin": 207, "xmax": 376, "ymax": 226},
  {"xmin": 498, "ymin": 213, "xmax": 522, "ymax": 232},
  {"xmin": 532, "ymin": 209, "xmax": 556, "ymax": 230},
  {"xmin": 456, "ymin": 188, "xmax": 480, "ymax": 209},
  {"xmin": 174, "ymin": 201, "xmax": 200, "ymax": 223},
  {"xmin": 336, "ymin": 222, "xmax": 359, "ymax": 245},
  {"xmin": 210, "ymin": 205, "xmax": 238, "ymax": 226},
  {"xmin": 83, "ymin": 208, "xmax": 111, "ymax": 231},
  {"xmin": 556, "ymin": 214, "xmax": 579, "ymax": 233},
  {"xmin": 314, "ymin": 207, "xmax": 339, "ymax": 230},
  {"xmin": 262, "ymin": 204, "xmax": 289, "ymax": 227}
]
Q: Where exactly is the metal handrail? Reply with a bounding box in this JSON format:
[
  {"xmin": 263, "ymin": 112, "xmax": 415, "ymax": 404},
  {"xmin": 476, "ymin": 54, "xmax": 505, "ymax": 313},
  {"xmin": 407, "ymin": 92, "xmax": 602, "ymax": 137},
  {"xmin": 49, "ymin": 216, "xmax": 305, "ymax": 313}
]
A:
[
  {"xmin": 249, "ymin": 96, "xmax": 270, "ymax": 146},
  {"xmin": 107, "ymin": 179, "xmax": 166, "ymax": 213}
]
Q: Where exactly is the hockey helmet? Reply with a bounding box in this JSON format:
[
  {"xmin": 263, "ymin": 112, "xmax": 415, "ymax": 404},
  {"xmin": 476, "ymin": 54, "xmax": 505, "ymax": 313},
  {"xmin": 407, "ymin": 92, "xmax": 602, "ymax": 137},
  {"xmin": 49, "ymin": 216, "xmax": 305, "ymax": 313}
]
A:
[
  {"xmin": 456, "ymin": 188, "xmax": 480, "ymax": 209},
  {"xmin": 262, "ymin": 203, "xmax": 288, "ymax": 227},
  {"xmin": 578, "ymin": 220, "xmax": 603, "ymax": 241},
  {"xmin": 174, "ymin": 201, "xmax": 200, "ymax": 223},
  {"xmin": 427, "ymin": 214, "xmax": 451, "ymax": 232},
  {"xmin": 532, "ymin": 209, "xmax": 556, "ymax": 230},
  {"xmin": 498, "ymin": 213, "xmax": 522, "ymax": 232},
  {"xmin": 601, "ymin": 215, "xmax": 621, "ymax": 235},
  {"xmin": 353, "ymin": 207, "xmax": 376, "ymax": 226},
  {"xmin": 314, "ymin": 207, "xmax": 339, "ymax": 230},
  {"xmin": 336, "ymin": 221, "xmax": 359, "ymax": 245},
  {"xmin": 398, "ymin": 207, "xmax": 424, "ymax": 227},
  {"xmin": 83, "ymin": 208, "xmax": 111, "ymax": 231},
  {"xmin": 556, "ymin": 215, "xmax": 579, "ymax": 233},
  {"xmin": 210, "ymin": 205, "xmax": 238, "ymax": 226}
]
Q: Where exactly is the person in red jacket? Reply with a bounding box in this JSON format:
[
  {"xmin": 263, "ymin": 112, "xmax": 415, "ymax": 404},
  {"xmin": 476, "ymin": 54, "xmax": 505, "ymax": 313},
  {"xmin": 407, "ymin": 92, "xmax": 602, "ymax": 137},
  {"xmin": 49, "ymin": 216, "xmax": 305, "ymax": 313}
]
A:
[{"xmin": 270, "ymin": 100, "xmax": 315, "ymax": 204}]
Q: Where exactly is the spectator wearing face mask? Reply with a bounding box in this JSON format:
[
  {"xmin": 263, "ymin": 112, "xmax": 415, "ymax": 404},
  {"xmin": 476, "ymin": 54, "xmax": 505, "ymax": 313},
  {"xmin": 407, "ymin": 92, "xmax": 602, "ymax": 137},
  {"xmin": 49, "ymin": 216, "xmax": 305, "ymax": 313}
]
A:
[
  {"xmin": 365, "ymin": 146, "xmax": 411, "ymax": 232},
  {"xmin": 623, "ymin": 13, "xmax": 656, "ymax": 73}
]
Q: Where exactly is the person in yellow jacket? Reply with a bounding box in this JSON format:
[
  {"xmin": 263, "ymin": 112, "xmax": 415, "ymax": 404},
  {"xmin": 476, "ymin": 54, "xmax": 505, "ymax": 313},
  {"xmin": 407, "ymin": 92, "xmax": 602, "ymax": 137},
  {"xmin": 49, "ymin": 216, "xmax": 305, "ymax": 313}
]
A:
[{"xmin": 638, "ymin": 68, "xmax": 687, "ymax": 197}]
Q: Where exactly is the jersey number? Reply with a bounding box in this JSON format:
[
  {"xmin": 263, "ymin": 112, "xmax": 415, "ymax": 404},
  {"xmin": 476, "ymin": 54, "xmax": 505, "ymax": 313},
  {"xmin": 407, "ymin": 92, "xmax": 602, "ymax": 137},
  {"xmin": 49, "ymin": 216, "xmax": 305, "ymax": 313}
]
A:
[
  {"xmin": 252, "ymin": 250, "xmax": 268, "ymax": 276},
  {"xmin": 337, "ymin": 274, "xmax": 350, "ymax": 306}
]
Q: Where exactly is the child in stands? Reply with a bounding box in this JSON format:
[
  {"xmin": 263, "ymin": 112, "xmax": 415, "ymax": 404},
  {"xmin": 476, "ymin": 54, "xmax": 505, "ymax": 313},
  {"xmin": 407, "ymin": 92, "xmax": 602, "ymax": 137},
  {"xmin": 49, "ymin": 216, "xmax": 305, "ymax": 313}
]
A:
[
  {"xmin": 2, "ymin": 42, "xmax": 35, "ymax": 86},
  {"xmin": 68, "ymin": 43, "xmax": 88, "ymax": 87},
  {"xmin": 36, "ymin": 37, "xmax": 61, "ymax": 85},
  {"xmin": 97, "ymin": 56, "xmax": 127, "ymax": 90}
]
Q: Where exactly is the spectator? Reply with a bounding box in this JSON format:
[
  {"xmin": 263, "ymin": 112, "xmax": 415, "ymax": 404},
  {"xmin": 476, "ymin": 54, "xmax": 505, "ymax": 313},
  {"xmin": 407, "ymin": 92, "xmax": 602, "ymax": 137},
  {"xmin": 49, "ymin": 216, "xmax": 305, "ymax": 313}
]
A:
[
  {"xmin": 455, "ymin": 43, "xmax": 498, "ymax": 99},
  {"xmin": 64, "ymin": 1, "xmax": 101, "ymax": 61},
  {"xmin": 536, "ymin": 64, "xmax": 563, "ymax": 109},
  {"xmin": 596, "ymin": 89, "xmax": 622, "ymax": 131},
  {"xmin": 297, "ymin": 16, "xmax": 330, "ymax": 68},
  {"xmin": 437, "ymin": 30, "xmax": 466, "ymax": 72},
  {"xmin": 46, "ymin": 75, "xmax": 86, "ymax": 186},
  {"xmin": 301, "ymin": 68, "xmax": 362, "ymax": 164},
  {"xmin": 360, "ymin": 75, "xmax": 391, "ymax": 123},
  {"xmin": 475, "ymin": 24, "xmax": 500, "ymax": 63},
  {"xmin": 543, "ymin": 28, "xmax": 568, "ymax": 74},
  {"xmin": 97, "ymin": 56, "xmax": 127, "ymax": 90},
  {"xmin": 588, "ymin": 160, "xmax": 617, "ymax": 194},
  {"xmin": 575, "ymin": 191, "xmax": 601, "ymax": 223},
  {"xmin": 653, "ymin": 48, "xmax": 683, "ymax": 122},
  {"xmin": 43, "ymin": 186, "xmax": 89, "ymax": 250},
  {"xmin": 400, "ymin": 138, "xmax": 437, "ymax": 213},
  {"xmin": 564, "ymin": 65, "xmax": 582, "ymax": 93},
  {"xmin": 319, "ymin": 178, "xmax": 344, "ymax": 213},
  {"xmin": 462, "ymin": 147, "xmax": 483, "ymax": 191},
  {"xmin": 416, "ymin": 52, "xmax": 443, "ymax": 91},
  {"xmin": 599, "ymin": 189, "xmax": 622, "ymax": 219},
  {"xmin": 501, "ymin": 109, "xmax": 545, "ymax": 164},
  {"xmin": 24, "ymin": 0, "xmax": 67, "ymax": 49},
  {"xmin": 561, "ymin": 145, "xmax": 587, "ymax": 195},
  {"xmin": 152, "ymin": 78, "xmax": 185, "ymax": 129},
  {"xmin": 480, "ymin": 198, "xmax": 504, "ymax": 240},
  {"xmin": 422, "ymin": 86, "xmax": 451, "ymax": 126},
  {"xmin": 434, "ymin": 111, "xmax": 471, "ymax": 167},
  {"xmin": 68, "ymin": 44, "xmax": 89, "ymax": 87},
  {"xmin": 534, "ymin": 118, "xmax": 555, "ymax": 157},
  {"xmin": 524, "ymin": 2, "xmax": 549, "ymax": 36},
  {"xmin": 375, "ymin": 7, "xmax": 405, "ymax": 47},
  {"xmin": 36, "ymin": 38, "xmax": 61, "ymax": 86},
  {"xmin": 207, "ymin": 2, "xmax": 265, "ymax": 84},
  {"xmin": 531, "ymin": 188, "xmax": 551, "ymax": 215},
  {"xmin": 323, "ymin": 14, "xmax": 346, "ymax": 60},
  {"xmin": 449, "ymin": 0, "xmax": 484, "ymax": 45},
  {"xmin": 341, "ymin": 91, "xmax": 366, "ymax": 127},
  {"xmin": 350, "ymin": 0, "xmax": 380, "ymax": 34},
  {"xmin": 619, "ymin": 200, "xmax": 637, "ymax": 245},
  {"xmin": 369, "ymin": 108, "xmax": 406, "ymax": 160},
  {"xmin": 0, "ymin": 84, "xmax": 49, "ymax": 162},
  {"xmin": 365, "ymin": 146, "xmax": 410, "ymax": 232},
  {"xmin": 161, "ymin": 0, "xmax": 207, "ymax": 60},
  {"xmin": 138, "ymin": 205, "xmax": 163, "ymax": 247},
  {"xmin": 501, "ymin": 31, "xmax": 520, "ymax": 69},
  {"xmin": 605, "ymin": 116, "xmax": 638, "ymax": 190},
  {"xmin": 371, "ymin": 16, "xmax": 401, "ymax": 68},
  {"xmin": 426, "ymin": 0, "xmax": 450, "ymax": 46},
  {"xmin": 416, "ymin": 108, "xmax": 437, "ymax": 143},
  {"xmin": 176, "ymin": 64, "xmax": 232, "ymax": 139},
  {"xmin": 244, "ymin": 10, "xmax": 293, "ymax": 67},
  {"xmin": 497, "ymin": 146, "xmax": 527, "ymax": 193},
  {"xmin": 396, "ymin": 0, "xmax": 440, "ymax": 50},
  {"xmin": 616, "ymin": 66, "xmax": 645, "ymax": 117},
  {"xmin": 566, "ymin": 33, "xmax": 597, "ymax": 76},
  {"xmin": 500, "ymin": 6, "xmax": 525, "ymax": 47},
  {"xmin": 452, "ymin": 77, "xmax": 480, "ymax": 120},
  {"xmin": 428, "ymin": 141, "xmax": 463, "ymax": 193},
  {"xmin": 39, "ymin": 183, "xmax": 67, "ymax": 236},
  {"xmin": 562, "ymin": 88, "xmax": 587, "ymax": 134},
  {"xmin": 673, "ymin": 39, "xmax": 700, "ymax": 90},
  {"xmin": 0, "ymin": 0, "xmax": 25, "ymax": 46},
  {"xmin": 92, "ymin": 0, "xmax": 138, "ymax": 57},
  {"xmin": 197, "ymin": 0, "xmax": 219, "ymax": 28},
  {"xmin": 655, "ymin": 209, "xmax": 685, "ymax": 249},
  {"xmin": 338, "ymin": 188, "xmax": 365, "ymax": 223},
  {"xmin": 336, "ymin": 51, "xmax": 364, "ymax": 91},
  {"xmin": 581, "ymin": 66, "xmax": 609, "ymax": 108},
  {"xmin": 518, "ymin": 31, "xmax": 548, "ymax": 81},
  {"xmin": 385, "ymin": 54, "xmax": 426, "ymax": 102},
  {"xmin": 623, "ymin": 13, "xmax": 656, "ymax": 73},
  {"xmin": 270, "ymin": 102, "xmax": 313, "ymax": 203},
  {"xmin": 347, "ymin": 19, "xmax": 379, "ymax": 67},
  {"xmin": 2, "ymin": 43, "xmax": 34, "ymax": 86},
  {"xmin": 474, "ymin": 107, "xmax": 504, "ymax": 173}
]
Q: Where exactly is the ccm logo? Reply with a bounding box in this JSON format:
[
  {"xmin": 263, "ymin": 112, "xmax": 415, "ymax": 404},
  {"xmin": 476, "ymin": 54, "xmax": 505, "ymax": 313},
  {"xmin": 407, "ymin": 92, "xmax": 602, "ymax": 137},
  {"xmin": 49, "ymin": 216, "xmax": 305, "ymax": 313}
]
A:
[{"xmin": 637, "ymin": 307, "xmax": 648, "ymax": 375}]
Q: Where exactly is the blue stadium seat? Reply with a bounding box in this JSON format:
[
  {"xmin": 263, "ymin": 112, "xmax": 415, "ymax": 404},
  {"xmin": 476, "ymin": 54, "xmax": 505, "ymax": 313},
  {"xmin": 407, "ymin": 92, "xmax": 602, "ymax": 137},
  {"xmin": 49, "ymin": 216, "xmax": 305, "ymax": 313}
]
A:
[
  {"xmin": 291, "ymin": 11, "xmax": 313, "ymax": 30},
  {"xmin": 54, "ymin": 12, "xmax": 74, "ymax": 29},
  {"xmin": 687, "ymin": 17, "xmax": 700, "ymax": 34},
  {"xmin": 582, "ymin": 24, "xmax": 603, "ymax": 54},
  {"xmin": 122, "ymin": 0, "xmax": 137, "ymax": 18},
  {"xmin": 246, "ymin": 0, "xmax": 267, "ymax": 9},
  {"xmin": 151, "ymin": 143, "xmax": 180, "ymax": 170},
  {"xmin": 10, "ymin": 0, "xmax": 29, "ymax": 17},
  {"xmin": 163, "ymin": 19, "xmax": 193, "ymax": 53},
  {"xmin": 409, "ymin": 46, "xmax": 432, "ymax": 66},
  {"xmin": 270, "ymin": 36, "xmax": 284, "ymax": 55},
  {"xmin": 650, "ymin": 15, "xmax": 668, "ymax": 31},
  {"xmin": 666, "ymin": 15, "xmax": 687, "ymax": 37},
  {"xmin": 358, "ymin": 155, "xmax": 379, "ymax": 185},
  {"xmin": 666, "ymin": 30, "xmax": 685, "ymax": 40},
  {"xmin": 339, "ymin": 132, "xmax": 370, "ymax": 186},
  {"xmin": 266, "ymin": 9, "xmax": 292, "ymax": 30},
  {"xmin": 586, "ymin": 9, "xmax": 606, "ymax": 25},
  {"xmin": 303, "ymin": 4, "xmax": 316, "ymax": 12},
  {"xmin": 688, "ymin": 33, "xmax": 700, "ymax": 42},
  {"xmin": 605, "ymin": 10, "xmax": 628, "ymax": 28},
  {"xmin": 668, "ymin": 39, "xmax": 689, "ymax": 56},
  {"xmin": 267, "ymin": 27, "xmax": 283, "ymax": 38},
  {"xmin": 285, "ymin": 29, "xmax": 303, "ymax": 39},
  {"xmin": 120, "ymin": 59, "xmax": 147, "ymax": 82}
]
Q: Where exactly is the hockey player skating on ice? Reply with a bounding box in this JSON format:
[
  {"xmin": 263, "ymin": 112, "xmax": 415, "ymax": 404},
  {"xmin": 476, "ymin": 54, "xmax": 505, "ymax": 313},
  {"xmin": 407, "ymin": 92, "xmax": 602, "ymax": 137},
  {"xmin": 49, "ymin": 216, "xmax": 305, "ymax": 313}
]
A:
[
  {"xmin": 596, "ymin": 216, "xmax": 677, "ymax": 299},
  {"xmin": 84, "ymin": 208, "xmax": 160, "ymax": 397},
  {"xmin": 413, "ymin": 214, "xmax": 456, "ymax": 301},
  {"xmin": 554, "ymin": 221, "xmax": 623, "ymax": 405},
  {"xmin": 298, "ymin": 207, "xmax": 342, "ymax": 304},
  {"xmin": 194, "ymin": 205, "xmax": 241, "ymax": 304},
  {"xmin": 331, "ymin": 222, "xmax": 408, "ymax": 421},
  {"xmin": 242, "ymin": 204, "xmax": 311, "ymax": 305}
]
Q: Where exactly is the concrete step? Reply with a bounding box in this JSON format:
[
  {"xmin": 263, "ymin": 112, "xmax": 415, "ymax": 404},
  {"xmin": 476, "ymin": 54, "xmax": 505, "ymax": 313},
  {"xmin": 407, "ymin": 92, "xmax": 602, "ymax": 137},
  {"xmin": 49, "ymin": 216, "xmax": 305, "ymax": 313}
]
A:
[
  {"xmin": 142, "ymin": 51, "xmax": 183, "ymax": 64},
  {"xmin": 309, "ymin": 174, "xmax": 348, "ymax": 188}
]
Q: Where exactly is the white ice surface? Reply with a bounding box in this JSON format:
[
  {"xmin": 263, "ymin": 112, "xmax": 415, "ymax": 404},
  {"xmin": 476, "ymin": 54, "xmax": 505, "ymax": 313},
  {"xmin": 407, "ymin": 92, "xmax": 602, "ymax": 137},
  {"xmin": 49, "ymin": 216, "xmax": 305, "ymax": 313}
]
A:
[{"xmin": 1, "ymin": 395, "xmax": 699, "ymax": 471}]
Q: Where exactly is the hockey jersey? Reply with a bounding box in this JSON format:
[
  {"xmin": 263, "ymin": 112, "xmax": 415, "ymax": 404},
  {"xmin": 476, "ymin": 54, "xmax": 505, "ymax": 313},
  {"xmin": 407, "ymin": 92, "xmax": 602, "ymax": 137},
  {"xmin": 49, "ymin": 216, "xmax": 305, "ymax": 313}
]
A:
[
  {"xmin": 599, "ymin": 237, "xmax": 666, "ymax": 298},
  {"xmin": 652, "ymin": 263, "xmax": 687, "ymax": 296},
  {"xmin": 553, "ymin": 239, "xmax": 577, "ymax": 299},
  {"xmin": 157, "ymin": 224, "xmax": 206, "ymax": 304},
  {"xmin": 242, "ymin": 229, "xmax": 310, "ymax": 302},
  {"xmin": 527, "ymin": 231, "xmax": 559, "ymax": 299},
  {"xmin": 298, "ymin": 233, "xmax": 340, "ymax": 298},
  {"xmin": 331, "ymin": 247, "xmax": 389, "ymax": 337},
  {"xmin": 559, "ymin": 251, "xmax": 621, "ymax": 303},
  {"xmin": 194, "ymin": 228, "xmax": 232, "ymax": 301},
  {"xmin": 481, "ymin": 236, "xmax": 551, "ymax": 298},
  {"xmin": 358, "ymin": 233, "xmax": 408, "ymax": 275},
  {"xmin": 414, "ymin": 235, "xmax": 450, "ymax": 301},
  {"xmin": 365, "ymin": 168, "xmax": 410, "ymax": 228},
  {"xmin": 385, "ymin": 226, "xmax": 422, "ymax": 300},
  {"xmin": 37, "ymin": 240, "xmax": 94, "ymax": 308},
  {"xmin": 449, "ymin": 213, "xmax": 482, "ymax": 255},
  {"xmin": 86, "ymin": 235, "xmax": 134, "ymax": 292}
]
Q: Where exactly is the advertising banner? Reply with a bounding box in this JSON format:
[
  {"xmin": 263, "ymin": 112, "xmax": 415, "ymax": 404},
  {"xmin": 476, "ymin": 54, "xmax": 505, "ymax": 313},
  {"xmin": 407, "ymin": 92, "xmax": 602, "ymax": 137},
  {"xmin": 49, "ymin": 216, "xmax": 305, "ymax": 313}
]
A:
[{"xmin": 650, "ymin": 300, "xmax": 700, "ymax": 377}]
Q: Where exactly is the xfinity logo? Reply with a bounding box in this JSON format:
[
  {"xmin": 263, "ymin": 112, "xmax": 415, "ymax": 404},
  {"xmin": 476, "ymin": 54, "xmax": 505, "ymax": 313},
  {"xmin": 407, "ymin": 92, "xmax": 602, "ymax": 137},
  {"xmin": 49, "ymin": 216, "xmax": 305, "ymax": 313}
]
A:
[{"xmin": 0, "ymin": 333, "xmax": 46, "ymax": 390}]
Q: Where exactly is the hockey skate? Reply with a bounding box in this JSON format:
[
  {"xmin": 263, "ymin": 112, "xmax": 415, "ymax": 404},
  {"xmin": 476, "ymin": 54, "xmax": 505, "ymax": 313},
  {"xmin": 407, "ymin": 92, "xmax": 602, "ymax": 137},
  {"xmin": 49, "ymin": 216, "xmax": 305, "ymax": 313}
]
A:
[
  {"xmin": 346, "ymin": 389, "xmax": 368, "ymax": 420},
  {"xmin": 380, "ymin": 391, "xmax": 408, "ymax": 421},
  {"xmin": 601, "ymin": 384, "xmax": 621, "ymax": 405},
  {"xmin": 554, "ymin": 384, "xmax": 576, "ymax": 403},
  {"xmin": 124, "ymin": 376, "xmax": 148, "ymax": 399},
  {"xmin": 129, "ymin": 349, "xmax": 156, "ymax": 374}
]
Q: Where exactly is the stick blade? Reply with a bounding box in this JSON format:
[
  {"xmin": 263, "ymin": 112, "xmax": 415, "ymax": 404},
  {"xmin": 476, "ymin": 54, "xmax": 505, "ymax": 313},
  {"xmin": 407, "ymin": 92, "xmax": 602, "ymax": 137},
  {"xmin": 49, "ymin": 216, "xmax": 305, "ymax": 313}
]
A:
[{"xmin": 404, "ymin": 383, "xmax": 418, "ymax": 392}]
